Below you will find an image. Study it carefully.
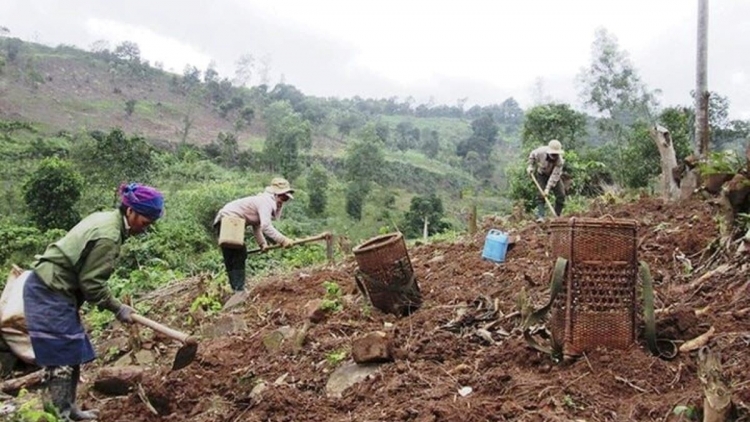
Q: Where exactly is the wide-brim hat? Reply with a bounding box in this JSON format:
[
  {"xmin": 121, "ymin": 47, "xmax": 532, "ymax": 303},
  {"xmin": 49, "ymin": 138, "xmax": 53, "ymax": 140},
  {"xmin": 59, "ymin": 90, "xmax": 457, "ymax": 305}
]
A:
[
  {"xmin": 547, "ymin": 139, "xmax": 564, "ymax": 155},
  {"xmin": 265, "ymin": 177, "xmax": 295, "ymax": 199}
]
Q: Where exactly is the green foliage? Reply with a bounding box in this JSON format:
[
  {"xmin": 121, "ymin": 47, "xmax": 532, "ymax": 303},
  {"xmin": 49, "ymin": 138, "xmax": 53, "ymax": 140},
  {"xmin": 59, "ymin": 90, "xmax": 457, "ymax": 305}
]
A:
[
  {"xmin": 306, "ymin": 164, "xmax": 329, "ymax": 216},
  {"xmin": 403, "ymin": 194, "xmax": 450, "ymax": 239},
  {"xmin": 345, "ymin": 181, "xmax": 368, "ymax": 221},
  {"xmin": 319, "ymin": 280, "xmax": 343, "ymax": 312},
  {"xmin": 263, "ymin": 101, "xmax": 311, "ymax": 181},
  {"xmin": 456, "ymin": 113, "xmax": 499, "ymax": 181},
  {"xmin": 521, "ymin": 103, "xmax": 587, "ymax": 151},
  {"xmin": 7, "ymin": 389, "xmax": 60, "ymax": 422},
  {"xmin": 699, "ymin": 151, "xmax": 744, "ymax": 176},
  {"xmin": 23, "ymin": 157, "xmax": 83, "ymax": 230},
  {"xmin": 672, "ymin": 405, "xmax": 698, "ymax": 420},
  {"xmin": 345, "ymin": 125, "xmax": 385, "ymax": 184},
  {"xmin": 73, "ymin": 128, "xmax": 157, "ymax": 188},
  {"xmin": 325, "ymin": 349, "xmax": 348, "ymax": 366},
  {"xmin": 0, "ymin": 225, "xmax": 66, "ymax": 273},
  {"xmin": 125, "ymin": 99, "xmax": 136, "ymax": 117},
  {"xmin": 190, "ymin": 292, "xmax": 222, "ymax": 315}
]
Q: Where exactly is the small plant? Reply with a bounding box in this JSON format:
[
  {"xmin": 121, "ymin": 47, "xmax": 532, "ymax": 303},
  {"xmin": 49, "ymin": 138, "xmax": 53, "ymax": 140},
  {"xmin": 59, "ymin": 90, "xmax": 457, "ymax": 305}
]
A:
[
  {"xmin": 10, "ymin": 388, "xmax": 60, "ymax": 421},
  {"xmin": 698, "ymin": 151, "xmax": 743, "ymax": 176},
  {"xmin": 190, "ymin": 293, "xmax": 222, "ymax": 315},
  {"xmin": 84, "ymin": 306, "xmax": 114, "ymax": 337},
  {"xmin": 672, "ymin": 404, "xmax": 698, "ymax": 420},
  {"xmin": 325, "ymin": 349, "xmax": 348, "ymax": 366},
  {"xmin": 319, "ymin": 281, "xmax": 343, "ymax": 313}
]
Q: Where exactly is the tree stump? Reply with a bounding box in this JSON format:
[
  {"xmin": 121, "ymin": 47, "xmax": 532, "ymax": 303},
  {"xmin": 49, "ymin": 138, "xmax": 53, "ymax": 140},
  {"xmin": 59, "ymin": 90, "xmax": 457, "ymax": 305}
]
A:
[{"xmin": 698, "ymin": 347, "xmax": 732, "ymax": 422}]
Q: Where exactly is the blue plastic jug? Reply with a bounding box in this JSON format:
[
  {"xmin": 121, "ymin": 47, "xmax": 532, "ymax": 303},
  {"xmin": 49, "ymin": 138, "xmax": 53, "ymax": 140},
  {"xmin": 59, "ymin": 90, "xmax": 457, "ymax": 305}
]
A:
[{"xmin": 482, "ymin": 229, "xmax": 509, "ymax": 263}]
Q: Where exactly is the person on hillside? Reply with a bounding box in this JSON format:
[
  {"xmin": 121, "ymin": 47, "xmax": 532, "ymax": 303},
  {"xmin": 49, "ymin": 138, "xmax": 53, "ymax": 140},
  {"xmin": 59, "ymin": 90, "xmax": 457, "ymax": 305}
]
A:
[
  {"xmin": 8, "ymin": 183, "xmax": 165, "ymax": 420},
  {"xmin": 526, "ymin": 139, "xmax": 566, "ymax": 220},
  {"xmin": 213, "ymin": 177, "xmax": 295, "ymax": 293}
]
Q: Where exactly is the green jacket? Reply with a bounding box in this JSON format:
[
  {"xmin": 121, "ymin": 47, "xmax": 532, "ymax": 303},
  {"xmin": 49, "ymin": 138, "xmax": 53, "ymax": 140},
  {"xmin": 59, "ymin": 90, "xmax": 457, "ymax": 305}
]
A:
[{"xmin": 33, "ymin": 210, "xmax": 127, "ymax": 312}]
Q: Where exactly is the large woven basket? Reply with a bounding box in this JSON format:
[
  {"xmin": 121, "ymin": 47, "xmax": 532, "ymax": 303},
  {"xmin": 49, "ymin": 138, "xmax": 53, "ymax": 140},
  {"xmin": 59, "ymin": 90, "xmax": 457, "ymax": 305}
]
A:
[
  {"xmin": 352, "ymin": 232, "xmax": 421, "ymax": 316},
  {"xmin": 548, "ymin": 217, "xmax": 638, "ymax": 355}
]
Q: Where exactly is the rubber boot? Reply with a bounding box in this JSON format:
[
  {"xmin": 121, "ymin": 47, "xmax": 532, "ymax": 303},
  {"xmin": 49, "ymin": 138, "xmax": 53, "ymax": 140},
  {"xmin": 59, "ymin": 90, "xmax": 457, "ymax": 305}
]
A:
[
  {"xmin": 535, "ymin": 203, "xmax": 546, "ymax": 222},
  {"xmin": 229, "ymin": 269, "xmax": 246, "ymax": 292},
  {"xmin": 70, "ymin": 365, "xmax": 99, "ymax": 421},
  {"xmin": 45, "ymin": 366, "xmax": 73, "ymax": 420}
]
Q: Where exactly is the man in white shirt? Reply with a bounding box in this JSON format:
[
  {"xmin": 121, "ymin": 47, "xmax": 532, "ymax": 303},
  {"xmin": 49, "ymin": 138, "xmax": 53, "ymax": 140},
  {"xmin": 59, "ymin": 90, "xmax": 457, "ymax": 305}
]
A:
[{"xmin": 526, "ymin": 139, "xmax": 566, "ymax": 220}]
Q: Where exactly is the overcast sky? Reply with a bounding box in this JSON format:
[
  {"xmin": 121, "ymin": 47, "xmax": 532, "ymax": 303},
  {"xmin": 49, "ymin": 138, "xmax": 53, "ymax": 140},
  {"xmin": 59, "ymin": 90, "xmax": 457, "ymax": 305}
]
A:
[{"xmin": 2, "ymin": 0, "xmax": 749, "ymax": 119}]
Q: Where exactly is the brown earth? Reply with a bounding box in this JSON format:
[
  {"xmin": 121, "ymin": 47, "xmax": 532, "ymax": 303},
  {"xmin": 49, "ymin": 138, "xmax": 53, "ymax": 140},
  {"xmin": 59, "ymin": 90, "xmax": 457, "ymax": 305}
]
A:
[{"xmin": 84, "ymin": 195, "xmax": 749, "ymax": 422}]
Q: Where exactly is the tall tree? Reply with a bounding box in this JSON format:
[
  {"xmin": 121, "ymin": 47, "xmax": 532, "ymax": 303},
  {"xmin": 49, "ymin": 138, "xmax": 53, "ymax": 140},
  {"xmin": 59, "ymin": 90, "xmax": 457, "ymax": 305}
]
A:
[
  {"xmin": 233, "ymin": 53, "xmax": 255, "ymax": 87},
  {"xmin": 306, "ymin": 164, "xmax": 330, "ymax": 216},
  {"xmin": 263, "ymin": 101, "xmax": 311, "ymax": 181},
  {"xmin": 695, "ymin": 0, "xmax": 710, "ymax": 157},
  {"xmin": 577, "ymin": 28, "xmax": 657, "ymax": 141}
]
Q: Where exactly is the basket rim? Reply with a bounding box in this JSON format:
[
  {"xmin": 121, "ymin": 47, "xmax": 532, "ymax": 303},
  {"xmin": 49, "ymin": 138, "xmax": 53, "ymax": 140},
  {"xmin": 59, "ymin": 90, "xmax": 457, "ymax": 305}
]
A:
[
  {"xmin": 549, "ymin": 216, "xmax": 638, "ymax": 229},
  {"xmin": 353, "ymin": 232, "xmax": 404, "ymax": 255}
]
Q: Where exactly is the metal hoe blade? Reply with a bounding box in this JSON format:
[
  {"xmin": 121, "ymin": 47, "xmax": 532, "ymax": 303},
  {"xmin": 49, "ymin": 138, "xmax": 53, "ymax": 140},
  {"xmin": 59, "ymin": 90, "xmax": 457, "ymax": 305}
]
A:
[{"xmin": 171, "ymin": 338, "xmax": 198, "ymax": 371}]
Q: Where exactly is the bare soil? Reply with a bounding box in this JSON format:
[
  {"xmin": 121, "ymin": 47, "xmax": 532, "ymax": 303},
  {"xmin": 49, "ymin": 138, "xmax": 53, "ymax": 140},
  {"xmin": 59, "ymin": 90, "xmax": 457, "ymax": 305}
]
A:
[{"xmin": 87, "ymin": 195, "xmax": 750, "ymax": 421}]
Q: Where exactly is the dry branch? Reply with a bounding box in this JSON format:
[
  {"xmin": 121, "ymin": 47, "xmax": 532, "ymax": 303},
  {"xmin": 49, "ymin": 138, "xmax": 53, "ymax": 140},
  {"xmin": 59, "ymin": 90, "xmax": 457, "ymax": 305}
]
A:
[
  {"xmin": 680, "ymin": 327, "xmax": 716, "ymax": 353},
  {"xmin": 0, "ymin": 369, "xmax": 44, "ymax": 394}
]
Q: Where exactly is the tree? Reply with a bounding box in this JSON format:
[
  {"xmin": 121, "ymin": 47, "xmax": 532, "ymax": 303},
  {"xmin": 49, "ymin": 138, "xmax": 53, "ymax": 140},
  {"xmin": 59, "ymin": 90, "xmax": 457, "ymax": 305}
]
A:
[
  {"xmin": 345, "ymin": 181, "xmax": 368, "ymax": 221},
  {"xmin": 24, "ymin": 157, "xmax": 83, "ymax": 230},
  {"xmin": 695, "ymin": 0, "xmax": 709, "ymax": 157},
  {"xmin": 125, "ymin": 99, "xmax": 136, "ymax": 117},
  {"xmin": 233, "ymin": 53, "xmax": 255, "ymax": 87},
  {"xmin": 113, "ymin": 41, "xmax": 141, "ymax": 63},
  {"xmin": 216, "ymin": 132, "xmax": 239, "ymax": 168},
  {"xmin": 403, "ymin": 194, "xmax": 450, "ymax": 239},
  {"xmin": 521, "ymin": 103, "xmax": 587, "ymax": 151},
  {"xmin": 577, "ymin": 28, "xmax": 657, "ymax": 140},
  {"xmin": 306, "ymin": 164, "xmax": 329, "ymax": 216},
  {"xmin": 77, "ymin": 128, "xmax": 155, "ymax": 187},
  {"xmin": 263, "ymin": 101, "xmax": 311, "ymax": 180},
  {"xmin": 345, "ymin": 125, "xmax": 385, "ymax": 186},
  {"xmin": 421, "ymin": 129, "xmax": 440, "ymax": 158}
]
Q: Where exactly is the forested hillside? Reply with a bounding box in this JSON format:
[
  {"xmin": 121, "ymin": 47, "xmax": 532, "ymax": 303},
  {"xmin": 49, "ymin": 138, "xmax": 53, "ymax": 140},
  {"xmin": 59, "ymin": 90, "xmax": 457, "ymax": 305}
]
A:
[{"xmin": 1, "ymin": 30, "xmax": 749, "ymax": 291}]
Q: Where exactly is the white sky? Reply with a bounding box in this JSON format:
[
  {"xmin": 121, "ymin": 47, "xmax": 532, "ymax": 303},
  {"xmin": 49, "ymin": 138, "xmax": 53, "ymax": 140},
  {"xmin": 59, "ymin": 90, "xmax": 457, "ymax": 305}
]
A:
[{"xmin": 2, "ymin": 0, "xmax": 749, "ymax": 119}]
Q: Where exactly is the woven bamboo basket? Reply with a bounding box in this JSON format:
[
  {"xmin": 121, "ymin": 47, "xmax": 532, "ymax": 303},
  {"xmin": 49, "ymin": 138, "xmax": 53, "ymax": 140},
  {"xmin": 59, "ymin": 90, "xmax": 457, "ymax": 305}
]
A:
[
  {"xmin": 549, "ymin": 217, "xmax": 638, "ymax": 355},
  {"xmin": 352, "ymin": 232, "xmax": 421, "ymax": 315}
]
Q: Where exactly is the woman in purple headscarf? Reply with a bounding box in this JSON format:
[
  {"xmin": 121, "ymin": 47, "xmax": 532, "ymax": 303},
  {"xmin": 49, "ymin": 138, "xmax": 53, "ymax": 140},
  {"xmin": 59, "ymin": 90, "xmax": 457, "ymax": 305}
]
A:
[{"xmin": 12, "ymin": 183, "xmax": 164, "ymax": 420}]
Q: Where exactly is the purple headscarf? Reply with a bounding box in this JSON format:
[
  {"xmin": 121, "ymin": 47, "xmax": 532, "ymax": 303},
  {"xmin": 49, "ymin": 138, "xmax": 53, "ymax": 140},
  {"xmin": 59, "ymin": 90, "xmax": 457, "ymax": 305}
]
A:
[{"xmin": 119, "ymin": 183, "xmax": 165, "ymax": 221}]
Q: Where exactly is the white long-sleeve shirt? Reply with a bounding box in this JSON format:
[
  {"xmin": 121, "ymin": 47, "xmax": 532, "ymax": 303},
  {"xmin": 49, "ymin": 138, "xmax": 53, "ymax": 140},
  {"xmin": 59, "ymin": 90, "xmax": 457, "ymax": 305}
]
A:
[
  {"xmin": 214, "ymin": 192, "xmax": 289, "ymax": 247},
  {"xmin": 528, "ymin": 146, "xmax": 565, "ymax": 191}
]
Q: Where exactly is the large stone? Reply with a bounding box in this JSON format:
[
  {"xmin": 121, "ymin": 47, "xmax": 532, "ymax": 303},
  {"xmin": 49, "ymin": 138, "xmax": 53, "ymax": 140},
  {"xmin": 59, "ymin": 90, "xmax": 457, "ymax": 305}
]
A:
[
  {"xmin": 351, "ymin": 331, "xmax": 393, "ymax": 364},
  {"xmin": 325, "ymin": 361, "xmax": 381, "ymax": 398},
  {"xmin": 262, "ymin": 326, "xmax": 294, "ymax": 352},
  {"xmin": 202, "ymin": 315, "xmax": 248, "ymax": 338}
]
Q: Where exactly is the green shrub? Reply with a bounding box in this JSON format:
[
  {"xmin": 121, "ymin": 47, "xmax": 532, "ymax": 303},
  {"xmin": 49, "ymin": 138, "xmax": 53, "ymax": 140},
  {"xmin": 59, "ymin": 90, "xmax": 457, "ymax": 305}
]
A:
[{"xmin": 23, "ymin": 157, "xmax": 83, "ymax": 230}]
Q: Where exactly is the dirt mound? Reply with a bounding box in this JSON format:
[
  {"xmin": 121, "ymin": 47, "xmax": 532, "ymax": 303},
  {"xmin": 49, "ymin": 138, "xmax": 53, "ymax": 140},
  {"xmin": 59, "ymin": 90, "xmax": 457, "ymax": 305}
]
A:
[{"xmin": 90, "ymin": 196, "xmax": 750, "ymax": 421}]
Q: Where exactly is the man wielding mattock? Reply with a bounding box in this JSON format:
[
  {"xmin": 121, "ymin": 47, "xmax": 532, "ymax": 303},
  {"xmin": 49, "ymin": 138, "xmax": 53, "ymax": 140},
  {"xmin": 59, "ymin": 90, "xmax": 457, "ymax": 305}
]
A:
[{"xmin": 526, "ymin": 139, "xmax": 566, "ymax": 221}]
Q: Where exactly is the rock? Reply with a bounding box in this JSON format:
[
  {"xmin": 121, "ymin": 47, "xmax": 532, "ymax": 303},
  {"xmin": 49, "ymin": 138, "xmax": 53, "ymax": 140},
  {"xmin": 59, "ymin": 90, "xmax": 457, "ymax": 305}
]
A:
[
  {"xmin": 202, "ymin": 315, "xmax": 248, "ymax": 338},
  {"xmin": 262, "ymin": 326, "xmax": 294, "ymax": 352},
  {"xmin": 93, "ymin": 366, "xmax": 144, "ymax": 396},
  {"xmin": 133, "ymin": 349, "xmax": 155, "ymax": 365},
  {"xmin": 351, "ymin": 331, "xmax": 393, "ymax": 364},
  {"xmin": 428, "ymin": 255, "xmax": 445, "ymax": 264},
  {"xmin": 250, "ymin": 381, "xmax": 266, "ymax": 400},
  {"xmin": 325, "ymin": 361, "xmax": 381, "ymax": 398},
  {"xmin": 303, "ymin": 299, "xmax": 326, "ymax": 323}
]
